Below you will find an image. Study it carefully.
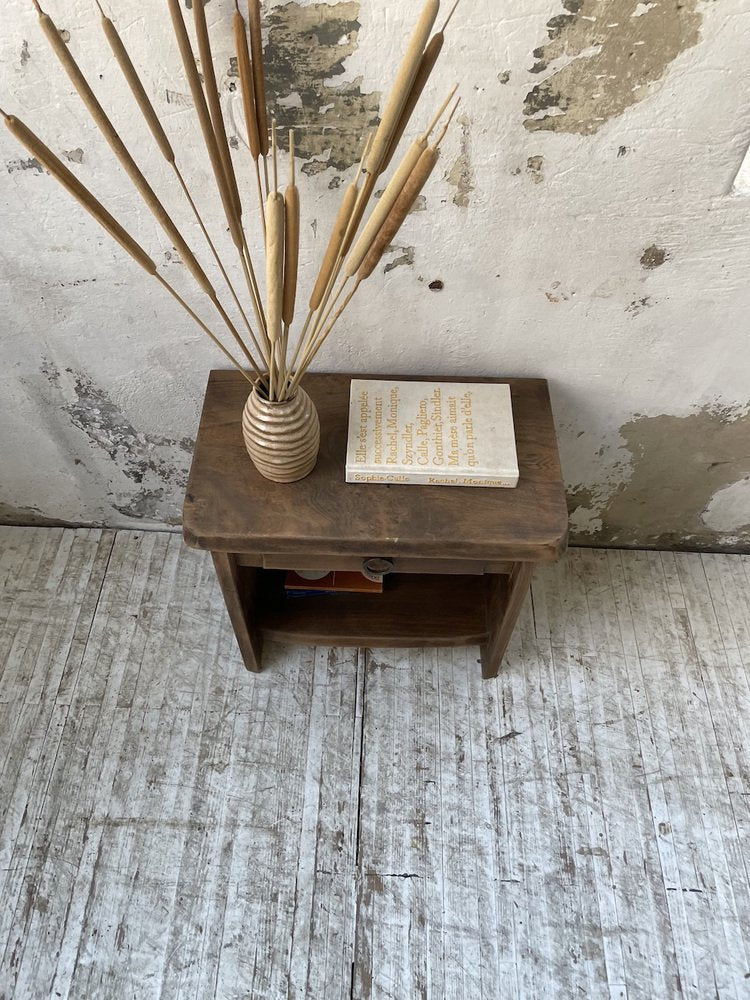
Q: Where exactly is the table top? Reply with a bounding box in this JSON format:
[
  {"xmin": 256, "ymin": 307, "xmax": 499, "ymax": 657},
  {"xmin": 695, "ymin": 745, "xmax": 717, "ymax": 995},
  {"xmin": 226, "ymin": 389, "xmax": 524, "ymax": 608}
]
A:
[{"xmin": 183, "ymin": 372, "xmax": 568, "ymax": 562}]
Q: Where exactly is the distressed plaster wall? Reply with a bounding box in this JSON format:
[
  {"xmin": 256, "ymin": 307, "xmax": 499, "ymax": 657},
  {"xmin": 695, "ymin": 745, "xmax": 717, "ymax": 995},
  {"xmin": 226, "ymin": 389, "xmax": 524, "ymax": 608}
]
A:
[{"xmin": 1, "ymin": 0, "xmax": 749, "ymax": 548}]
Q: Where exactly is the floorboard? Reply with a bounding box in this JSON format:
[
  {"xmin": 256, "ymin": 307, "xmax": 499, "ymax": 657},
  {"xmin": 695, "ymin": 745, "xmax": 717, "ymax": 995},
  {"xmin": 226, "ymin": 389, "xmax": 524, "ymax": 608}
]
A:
[{"xmin": 0, "ymin": 530, "xmax": 749, "ymax": 999}]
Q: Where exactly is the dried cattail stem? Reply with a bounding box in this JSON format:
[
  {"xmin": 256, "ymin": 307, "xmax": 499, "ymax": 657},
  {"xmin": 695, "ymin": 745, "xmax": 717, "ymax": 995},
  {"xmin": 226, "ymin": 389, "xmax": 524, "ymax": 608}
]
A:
[
  {"xmin": 234, "ymin": 5, "xmax": 266, "ymax": 232},
  {"xmin": 300, "ymin": 128, "xmax": 444, "ymax": 380},
  {"xmin": 347, "ymin": 87, "xmax": 455, "ymax": 277},
  {"xmin": 435, "ymin": 95, "xmax": 461, "ymax": 146},
  {"xmin": 193, "ymin": 0, "xmax": 242, "ymax": 220},
  {"xmin": 248, "ymin": 0, "xmax": 269, "ymax": 157},
  {"xmin": 2, "ymin": 110, "xmax": 257, "ymax": 381},
  {"xmin": 35, "ymin": 2, "xmax": 216, "ymax": 294},
  {"xmin": 299, "ymin": 134, "xmax": 373, "ymax": 363},
  {"xmin": 295, "ymin": 275, "xmax": 351, "ymax": 378},
  {"xmin": 3, "ymin": 109, "xmax": 155, "ymax": 273},
  {"xmin": 288, "ymin": 279, "xmax": 361, "ymax": 393},
  {"xmin": 365, "ymin": 0, "xmax": 440, "ymax": 178},
  {"xmin": 381, "ymin": 34, "xmax": 444, "ymax": 171},
  {"xmin": 196, "ymin": 0, "xmax": 269, "ymax": 346},
  {"xmin": 33, "ymin": 1, "xmax": 268, "ymax": 367},
  {"xmin": 265, "ymin": 193, "xmax": 285, "ymax": 344},
  {"xmin": 40, "ymin": 0, "xmax": 262, "ymax": 369},
  {"xmin": 345, "ymin": 137, "xmax": 427, "ymax": 278},
  {"xmin": 424, "ymin": 84, "xmax": 459, "ymax": 139},
  {"xmin": 97, "ymin": 2, "xmax": 259, "ymax": 348},
  {"xmin": 96, "ymin": 2, "xmax": 174, "ymax": 163},
  {"xmin": 298, "ymin": 115, "xmax": 456, "ymax": 385},
  {"xmin": 308, "ymin": 184, "xmax": 358, "ymax": 312},
  {"xmin": 166, "ymin": 0, "xmax": 242, "ymax": 252},
  {"xmin": 272, "ymin": 118, "xmax": 279, "ymax": 193},
  {"xmin": 167, "ymin": 0, "xmax": 267, "ymax": 344},
  {"xmin": 265, "ymin": 192, "xmax": 285, "ymax": 398},
  {"xmin": 339, "ymin": 171, "xmax": 377, "ymax": 259},
  {"xmin": 155, "ymin": 276, "xmax": 257, "ymax": 383},
  {"xmin": 234, "ymin": 9, "xmax": 260, "ymax": 160},
  {"xmin": 316, "ymin": 131, "xmax": 372, "ymax": 278},
  {"xmin": 282, "ymin": 135, "xmax": 300, "ymax": 328},
  {"xmin": 360, "ymin": 147, "xmax": 440, "ymax": 280},
  {"xmin": 442, "ymin": 0, "xmax": 462, "ymax": 32}
]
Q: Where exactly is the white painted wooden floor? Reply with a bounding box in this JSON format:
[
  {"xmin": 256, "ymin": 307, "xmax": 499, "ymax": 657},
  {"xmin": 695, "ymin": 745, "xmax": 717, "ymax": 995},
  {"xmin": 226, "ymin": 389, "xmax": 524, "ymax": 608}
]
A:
[{"xmin": 1, "ymin": 528, "xmax": 749, "ymax": 1000}]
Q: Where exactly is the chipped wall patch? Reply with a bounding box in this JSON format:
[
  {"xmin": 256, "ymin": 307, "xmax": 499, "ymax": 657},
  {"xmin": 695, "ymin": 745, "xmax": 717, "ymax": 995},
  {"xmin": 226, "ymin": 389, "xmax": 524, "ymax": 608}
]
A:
[
  {"xmin": 524, "ymin": 0, "xmax": 703, "ymax": 134},
  {"xmin": 43, "ymin": 363, "xmax": 194, "ymax": 515},
  {"xmin": 264, "ymin": 2, "xmax": 380, "ymax": 174},
  {"xmin": 7, "ymin": 157, "xmax": 43, "ymax": 174},
  {"xmin": 640, "ymin": 244, "xmax": 667, "ymax": 269},
  {"xmin": 113, "ymin": 488, "xmax": 167, "ymax": 521},
  {"xmin": 445, "ymin": 114, "xmax": 474, "ymax": 208},
  {"xmin": 569, "ymin": 405, "xmax": 750, "ymax": 549},
  {"xmin": 625, "ymin": 295, "xmax": 652, "ymax": 315},
  {"xmin": 0, "ymin": 501, "xmax": 79, "ymax": 528},
  {"xmin": 701, "ymin": 479, "xmax": 750, "ymax": 535},
  {"xmin": 527, "ymin": 155, "xmax": 544, "ymax": 183},
  {"xmin": 165, "ymin": 89, "xmax": 192, "ymax": 107},
  {"xmin": 383, "ymin": 245, "xmax": 415, "ymax": 273}
]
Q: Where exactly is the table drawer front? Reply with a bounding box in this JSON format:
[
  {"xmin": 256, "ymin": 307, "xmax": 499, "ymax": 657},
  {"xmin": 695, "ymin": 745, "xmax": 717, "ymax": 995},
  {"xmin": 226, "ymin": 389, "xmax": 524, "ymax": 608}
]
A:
[{"xmin": 256, "ymin": 553, "xmax": 511, "ymax": 576}]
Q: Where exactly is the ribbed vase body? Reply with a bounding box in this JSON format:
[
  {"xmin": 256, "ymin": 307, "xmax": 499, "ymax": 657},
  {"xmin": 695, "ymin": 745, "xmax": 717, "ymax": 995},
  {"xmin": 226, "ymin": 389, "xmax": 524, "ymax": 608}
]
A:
[{"xmin": 241, "ymin": 385, "xmax": 320, "ymax": 483}]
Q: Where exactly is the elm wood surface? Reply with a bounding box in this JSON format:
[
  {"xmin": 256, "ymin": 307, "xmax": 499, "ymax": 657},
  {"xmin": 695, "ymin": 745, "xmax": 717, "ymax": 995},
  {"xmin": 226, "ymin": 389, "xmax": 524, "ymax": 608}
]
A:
[
  {"xmin": 211, "ymin": 552, "xmax": 263, "ymax": 672},
  {"xmin": 183, "ymin": 371, "xmax": 568, "ymax": 562},
  {"xmin": 184, "ymin": 371, "xmax": 568, "ymax": 675},
  {"xmin": 257, "ymin": 572, "xmax": 488, "ymax": 646},
  {"xmin": 482, "ymin": 561, "xmax": 535, "ymax": 679}
]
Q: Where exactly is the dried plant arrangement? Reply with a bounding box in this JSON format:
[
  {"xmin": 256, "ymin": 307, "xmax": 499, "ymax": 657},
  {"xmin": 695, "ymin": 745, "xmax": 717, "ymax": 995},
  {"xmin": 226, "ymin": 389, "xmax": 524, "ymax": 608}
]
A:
[{"xmin": 3, "ymin": 0, "xmax": 462, "ymax": 480}]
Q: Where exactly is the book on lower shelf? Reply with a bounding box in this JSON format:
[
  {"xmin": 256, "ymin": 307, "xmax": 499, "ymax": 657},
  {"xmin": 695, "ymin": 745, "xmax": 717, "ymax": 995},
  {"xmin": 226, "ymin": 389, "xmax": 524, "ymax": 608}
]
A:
[
  {"xmin": 284, "ymin": 570, "xmax": 383, "ymax": 595},
  {"xmin": 345, "ymin": 379, "xmax": 519, "ymax": 488}
]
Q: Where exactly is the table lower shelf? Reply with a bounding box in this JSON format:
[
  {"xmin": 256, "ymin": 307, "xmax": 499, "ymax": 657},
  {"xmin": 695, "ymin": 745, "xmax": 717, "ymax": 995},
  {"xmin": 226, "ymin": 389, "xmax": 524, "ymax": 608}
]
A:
[
  {"xmin": 255, "ymin": 571, "xmax": 488, "ymax": 647},
  {"xmin": 212, "ymin": 553, "xmax": 535, "ymax": 679}
]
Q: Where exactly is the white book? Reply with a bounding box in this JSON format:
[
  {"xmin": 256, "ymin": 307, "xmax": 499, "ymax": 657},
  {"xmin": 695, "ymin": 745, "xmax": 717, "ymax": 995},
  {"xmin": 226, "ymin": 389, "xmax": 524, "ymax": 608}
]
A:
[{"xmin": 345, "ymin": 379, "xmax": 519, "ymax": 488}]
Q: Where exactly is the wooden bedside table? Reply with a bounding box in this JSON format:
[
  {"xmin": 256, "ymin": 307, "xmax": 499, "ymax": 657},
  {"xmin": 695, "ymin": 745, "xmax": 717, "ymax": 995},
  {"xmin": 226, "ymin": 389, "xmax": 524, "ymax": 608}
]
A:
[{"xmin": 183, "ymin": 371, "xmax": 568, "ymax": 679}]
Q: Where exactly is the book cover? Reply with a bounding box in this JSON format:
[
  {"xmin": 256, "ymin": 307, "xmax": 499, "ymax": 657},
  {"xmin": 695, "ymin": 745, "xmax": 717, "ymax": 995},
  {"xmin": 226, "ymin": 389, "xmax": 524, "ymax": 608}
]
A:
[{"xmin": 345, "ymin": 380, "xmax": 519, "ymax": 488}]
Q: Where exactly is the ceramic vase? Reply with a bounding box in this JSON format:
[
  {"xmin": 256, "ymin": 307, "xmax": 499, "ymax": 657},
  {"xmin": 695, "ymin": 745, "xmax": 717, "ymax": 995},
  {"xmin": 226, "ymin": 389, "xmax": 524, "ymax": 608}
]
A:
[{"xmin": 241, "ymin": 382, "xmax": 320, "ymax": 483}]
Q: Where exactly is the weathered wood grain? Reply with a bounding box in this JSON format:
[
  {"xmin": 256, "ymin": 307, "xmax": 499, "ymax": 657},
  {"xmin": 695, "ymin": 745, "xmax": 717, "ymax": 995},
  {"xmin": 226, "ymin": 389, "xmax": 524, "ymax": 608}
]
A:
[
  {"xmin": 1, "ymin": 530, "xmax": 750, "ymax": 999},
  {"xmin": 183, "ymin": 371, "xmax": 569, "ymax": 562}
]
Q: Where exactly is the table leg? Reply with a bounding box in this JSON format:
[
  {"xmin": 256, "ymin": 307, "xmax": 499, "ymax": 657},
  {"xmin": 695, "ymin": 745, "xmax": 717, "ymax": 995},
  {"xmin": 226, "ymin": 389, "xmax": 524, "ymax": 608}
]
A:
[
  {"xmin": 211, "ymin": 551, "xmax": 263, "ymax": 672},
  {"xmin": 481, "ymin": 562, "xmax": 534, "ymax": 679}
]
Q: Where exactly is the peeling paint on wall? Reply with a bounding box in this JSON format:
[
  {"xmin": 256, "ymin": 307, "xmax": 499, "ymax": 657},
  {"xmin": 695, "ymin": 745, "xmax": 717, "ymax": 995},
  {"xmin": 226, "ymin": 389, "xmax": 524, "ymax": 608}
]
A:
[
  {"xmin": 526, "ymin": 155, "xmax": 544, "ymax": 184},
  {"xmin": 43, "ymin": 363, "xmax": 194, "ymax": 503},
  {"xmin": 524, "ymin": 0, "xmax": 703, "ymax": 134},
  {"xmin": 6, "ymin": 156, "xmax": 43, "ymax": 174},
  {"xmin": 2, "ymin": 0, "xmax": 749, "ymax": 549},
  {"xmin": 625, "ymin": 295, "xmax": 652, "ymax": 316},
  {"xmin": 640, "ymin": 244, "xmax": 668, "ymax": 269},
  {"xmin": 264, "ymin": 1, "xmax": 380, "ymax": 174},
  {"xmin": 445, "ymin": 114, "xmax": 474, "ymax": 207},
  {"xmin": 0, "ymin": 502, "xmax": 79, "ymax": 528},
  {"xmin": 569, "ymin": 406, "xmax": 750, "ymax": 549},
  {"xmin": 113, "ymin": 489, "xmax": 168, "ymax": 521},
  {"xmin": 383, "ymin": 245, "xmax": 415, "ymax": 273},
  {"xmin": 165, "ymin": 88, "xmax": 192, "ymax": 107}
]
